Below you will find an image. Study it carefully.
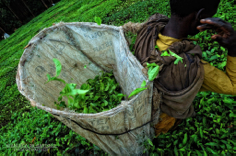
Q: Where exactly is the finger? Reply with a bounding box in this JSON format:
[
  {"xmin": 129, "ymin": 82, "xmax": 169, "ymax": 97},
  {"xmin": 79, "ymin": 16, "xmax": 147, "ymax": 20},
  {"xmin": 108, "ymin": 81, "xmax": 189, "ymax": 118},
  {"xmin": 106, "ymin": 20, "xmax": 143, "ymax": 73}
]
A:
[
  {"xmin": 211, "ymin": 34, "xmax": 223, "ymax": 43},
  {"xmin": 200, "ymin": 18, "xmax": 234, "ymax": 33},
  {"xmin": 211, "ymin": 34, "xmax": 221, "ymax": 40},
  {"xmin": 197, "ymin": 24, "xmax": 215, "ymax": 31}
]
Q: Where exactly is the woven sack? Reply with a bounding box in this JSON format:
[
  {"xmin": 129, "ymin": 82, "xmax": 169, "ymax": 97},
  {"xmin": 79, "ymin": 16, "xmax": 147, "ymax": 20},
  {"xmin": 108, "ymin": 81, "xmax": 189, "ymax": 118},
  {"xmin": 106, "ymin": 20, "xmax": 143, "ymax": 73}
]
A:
[{"xmin": 16, "ymin": 22, "xmax": 160, "ymax": 155}]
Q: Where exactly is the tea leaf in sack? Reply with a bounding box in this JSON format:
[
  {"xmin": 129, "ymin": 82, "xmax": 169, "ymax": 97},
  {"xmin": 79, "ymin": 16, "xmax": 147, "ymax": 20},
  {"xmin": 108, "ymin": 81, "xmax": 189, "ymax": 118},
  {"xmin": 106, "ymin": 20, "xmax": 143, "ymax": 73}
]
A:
[
  {"xmin": 61, "ymin": 84, "xmax": 89, "ymax": 96},
  {"xmin": 102, "ymin": 109, "xmax": 109, "ymax": 112},
  {"xmin": 128, "ymin": 88, "xmax": 147, "ymax": 98},
  {"xmin": 148, "ymin": 66, "xmax": 160, "ymax": 81},
  {"xmin": 45, "ymin": 74, "xmax": 66, "ymax": 84},
  {"xmin": 108, "ymin": 84, "xmax": 117, "ymax": 94},
  {"xmin": 58, "ymin": 95, "xmax": 62, "ymax": 101},
  {"xmin": 88, "ymin": 106, "xmax": 97, "ymax": 113},
  {"xmin": 94, "ymin": 16, "xmax": 102, "ymax": 25},
  {"xmin": 141, "ymin": 80, "xmax": 146, "ymax": 87},
  {"xmin": 53, "ymin": 58, "xmax": 62, "ymax": 77},
  {"xmin": 74, "ymin": 102, "xmax": 80, "ymax": 109},
  {"xmin": 93, "ymin": 95, "xmax": 100, "ymax": 101},
  {"xmin": 90, "ymin": 103, "xmax": 98, "ymax": 107},
  {"xmin": 83, "ymin": 107, "xmax": 88, "ymax": 113},
  {"xmin": 68, "ymin": 97, "xmax": 74, "ymax": 105},
  {"xmin": 100, "ymin": 81, "xmax": 105, "ymax": 91},
  {"xmin": 117, "ymin": 93, "xmax": 125, "ymax": 101},
  {"xmin": 103, "ymin": 100, "xmax": 108, "ymax": 106},
  {"xmin": 59, "ymin": 101, "xmax": 66, "ymax": 108},
  {"xmin": 105, "ymin": 82, "xmax": 110, "ymax": 91}
]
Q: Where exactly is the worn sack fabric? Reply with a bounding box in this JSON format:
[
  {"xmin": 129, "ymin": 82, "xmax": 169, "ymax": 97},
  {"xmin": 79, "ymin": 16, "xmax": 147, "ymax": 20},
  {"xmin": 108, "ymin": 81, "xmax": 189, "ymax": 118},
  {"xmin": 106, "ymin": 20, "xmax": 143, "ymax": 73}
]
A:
[
  {"xmin": 134, "ymin": 13, "xmax": 205, "ymax": 119},
  {"xmin": 16, "ymin": 22, "xmax": 158, "ymax": 155}
]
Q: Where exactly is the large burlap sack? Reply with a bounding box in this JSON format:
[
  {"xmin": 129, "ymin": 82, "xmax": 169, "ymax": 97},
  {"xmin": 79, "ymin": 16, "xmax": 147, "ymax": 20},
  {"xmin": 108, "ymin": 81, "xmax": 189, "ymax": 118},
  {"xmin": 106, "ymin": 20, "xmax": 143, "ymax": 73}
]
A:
[{"xmin": 16, "ymin": 22, "xmax": 160, "ymax": 155}]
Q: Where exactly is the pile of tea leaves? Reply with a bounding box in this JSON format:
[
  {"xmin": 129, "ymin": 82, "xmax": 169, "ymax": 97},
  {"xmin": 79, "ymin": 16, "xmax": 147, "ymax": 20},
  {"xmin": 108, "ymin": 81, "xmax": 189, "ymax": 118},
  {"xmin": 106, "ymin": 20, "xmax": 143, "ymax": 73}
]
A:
[{"xmin": 47, "ymin": 59, "xmax": 125, "ymax": 113}]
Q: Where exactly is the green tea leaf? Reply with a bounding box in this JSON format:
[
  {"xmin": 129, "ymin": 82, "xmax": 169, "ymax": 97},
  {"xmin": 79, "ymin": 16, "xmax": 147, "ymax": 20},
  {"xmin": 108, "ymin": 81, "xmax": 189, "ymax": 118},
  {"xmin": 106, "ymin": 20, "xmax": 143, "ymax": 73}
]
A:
[
  {"xmin": 46, "ymin": 74, "xmax": 51, "ymax": 82},
  {"xmin": 53, "ymin": 58, "xmax": 62, "ymax": 77},
  {"xmin": 209, "ymin": 55, "xmax": 218, "ymax": 61},
  {"xmin": 205, "ymin": 142, "xmax": 219, "ymax": 147},
  {"xmin": 200, "ymin": 127, "xmax": 203, "ymax": 138},
  {"xmin": 105, "ymin": 82, "xmax": 110, "ymax": 91},
  {"xmin": 174, "ymin": 58, "xmax": 183, "ymax": 65},
  {"xmin": 83, "ymin": 107, "xmax": 88, "ymax": 113},
  {"xmin": 100, "ymin": 82, "xmax": 104, "ymax": 91},
  {"xmin": 93, "ymin": 95, "xmax": 100, "ymax": 101},
  {"xmin": 146, "ymin": 62, "xmax": 158, "ymax": 68},
  {"xmin": 148, "ymin": 66, "xmax": 160, "ymax": 81},
  {"xmin": 169, "ymin": 50, "xmax": 183, "ymax": 64},
  {"xmin": 58, "ymin": 95, "xmax": 62, "ymax": 101},
  {"xmin": 59, "ymin": 101, "xmax": 66, "ymax": 108},
  {"xmin": 90, "ymin": 103, "xmax": 98, "ymax": 107},
  {"xmin": 196, "ymin": 150, "xmax": 202, "ymax": 156},
  {"xmin": 103, "ymin": 100, "xmax": 108, "ymax": 106},
  {"xmin": 147, "ymin": 138, "xmax": 153, "ymax": 146},
  {"xmin": 174, "ymin": 140, "xmax": 178, "ymax": 146},
  {"xmin": 88, "ymin": 106, "xmax": 97, "ymax": 113},
  {"xmin": 102, "ymin": 109, "xmax": 109, "ymax": 112},
  {"xmin": 183, "ymin": 133, "xmax": 188, "ymax": 145},
  {"xmin": 94, "ymin": 16, "xmax": 102, "ymax": 25},
  {"xmin": 141, "ymin": 80, "xmax": 146, "ymax": 87},
  {"xmin": 161, "ymin": 51, "xmax": 170, "ymax": 56},
  {"xmin": 206, "ymin": 147, "xmax": 218, "ymax": 155},
  {"xmin": 174, "ymin": 146, "xmax": 178, "ymax": 156},
  {"xmin": 128, "ymin": 88, "xmax": 147, "ymax": 98},
  {"xmin": 155, "ymin": 45, "xmax": 159, "ymax": 50},
  {"xmin": 50, "ymin": 77, "xmax": 66, "ymax": 84}
]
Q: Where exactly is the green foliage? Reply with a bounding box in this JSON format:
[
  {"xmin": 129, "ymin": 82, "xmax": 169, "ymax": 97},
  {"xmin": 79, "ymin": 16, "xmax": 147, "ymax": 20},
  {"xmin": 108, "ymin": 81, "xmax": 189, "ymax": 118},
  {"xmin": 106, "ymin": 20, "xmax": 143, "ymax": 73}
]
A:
[
  {"xmin": 0, "ymin": 107, "xmax": 107, "ymax": 155},
  {"xmin": 46, "ymin": 59, "xmax": 125, "ymax": 113},
  {"xmin": 149, "ymin": 92, "xmax": 235, "ymax": 155}
]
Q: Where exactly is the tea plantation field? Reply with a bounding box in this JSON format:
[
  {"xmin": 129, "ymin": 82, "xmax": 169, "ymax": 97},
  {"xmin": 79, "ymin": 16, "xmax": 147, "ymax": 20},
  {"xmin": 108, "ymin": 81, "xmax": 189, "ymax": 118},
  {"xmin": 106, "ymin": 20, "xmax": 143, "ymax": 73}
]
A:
[{"xmin": 0, "ymin": 0, "xmax": 235, "ymax": 155}]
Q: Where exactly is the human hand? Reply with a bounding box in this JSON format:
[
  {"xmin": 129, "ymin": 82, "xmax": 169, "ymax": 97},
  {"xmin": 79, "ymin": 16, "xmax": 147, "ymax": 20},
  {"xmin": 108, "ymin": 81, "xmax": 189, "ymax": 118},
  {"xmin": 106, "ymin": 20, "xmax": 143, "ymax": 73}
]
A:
[{"xmin": 197, "ymin": 18, "xmax": 236, "ymax": 49}]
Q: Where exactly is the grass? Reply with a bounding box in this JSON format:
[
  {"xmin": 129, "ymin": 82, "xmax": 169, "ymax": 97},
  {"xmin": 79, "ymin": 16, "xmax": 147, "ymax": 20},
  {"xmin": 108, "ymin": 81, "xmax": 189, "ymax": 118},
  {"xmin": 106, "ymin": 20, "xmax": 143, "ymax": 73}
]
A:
[{"xmin": 0, "ymin": 0, "xmax": 235, "ymax": 155}]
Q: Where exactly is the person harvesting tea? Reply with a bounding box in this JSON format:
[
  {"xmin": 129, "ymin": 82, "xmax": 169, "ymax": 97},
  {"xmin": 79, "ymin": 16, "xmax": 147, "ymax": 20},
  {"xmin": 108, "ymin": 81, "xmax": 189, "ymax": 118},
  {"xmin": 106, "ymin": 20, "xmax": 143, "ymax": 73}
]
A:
[{"xmin": 123, "ymin": 0, "xmax": 236, "ymax": 136}]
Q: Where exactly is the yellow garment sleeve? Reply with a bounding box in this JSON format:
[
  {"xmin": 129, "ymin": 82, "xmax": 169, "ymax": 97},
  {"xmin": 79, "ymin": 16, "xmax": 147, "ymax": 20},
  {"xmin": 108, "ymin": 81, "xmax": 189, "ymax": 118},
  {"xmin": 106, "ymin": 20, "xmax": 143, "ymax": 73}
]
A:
[{"xmin": 199, "ymin": 56, "xmax": 236, "ymax": 94}]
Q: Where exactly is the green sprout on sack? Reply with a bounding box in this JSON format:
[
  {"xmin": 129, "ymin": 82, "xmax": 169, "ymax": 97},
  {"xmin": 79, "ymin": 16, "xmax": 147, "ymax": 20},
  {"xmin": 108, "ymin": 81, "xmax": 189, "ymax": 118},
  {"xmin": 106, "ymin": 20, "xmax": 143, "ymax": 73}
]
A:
[
  {"xmin": 169, "ymin": 50, "xmax": 183, "ymax": 65},
  {"xmin": 45, "ymin": 58, "xmax": 66, "ymax": 84},
  {"xmin": 161, "ymin": 50, "xmax": 183, "ymax": 65},
  {"xmin": 128, "ymin": 80, "xmax": 147, "ymax": 98},
  {"xmin": 161, "ymin": 50, "xmax": 170, "ymax": 56}
]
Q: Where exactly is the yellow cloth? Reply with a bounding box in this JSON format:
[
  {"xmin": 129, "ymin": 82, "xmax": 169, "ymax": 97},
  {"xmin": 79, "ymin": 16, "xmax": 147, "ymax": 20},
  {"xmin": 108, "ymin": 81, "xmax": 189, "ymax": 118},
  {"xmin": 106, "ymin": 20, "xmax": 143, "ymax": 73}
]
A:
[{"xmin": 155, "ymin": 33, "xmax": 236, "ymax": 136}]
